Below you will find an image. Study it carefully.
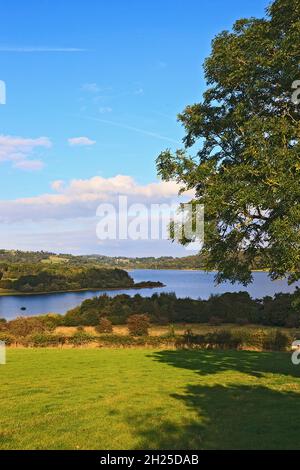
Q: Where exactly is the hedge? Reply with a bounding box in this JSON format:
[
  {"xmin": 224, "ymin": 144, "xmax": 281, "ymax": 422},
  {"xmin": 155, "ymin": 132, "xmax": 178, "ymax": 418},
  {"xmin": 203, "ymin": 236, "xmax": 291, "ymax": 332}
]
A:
[{"xmin": 176, "ymin": 328, "xmax": 294, "ymax": 351}]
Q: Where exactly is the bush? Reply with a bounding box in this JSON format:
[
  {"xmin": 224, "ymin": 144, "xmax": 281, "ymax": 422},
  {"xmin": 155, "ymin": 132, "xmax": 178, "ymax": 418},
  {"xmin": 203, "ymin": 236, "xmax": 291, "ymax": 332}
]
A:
[
  {"xmin": 69, "ymin": 331, "xmax": 96, "ymax": 346},
  {"xmin": 209, "ymin": 329, "xmax": 241, "ymax": 349},
  {"xmin": 176, "ymin": 327, "xmax": 291, "ymax": 351},
  {"xmin": 34, "ymin": 314, "xmax": 63, "ymax": 331},
  {"xmin": 25, "ymin": 333, "xmax": 67, "ymax": 347},
  {"xmin": 95, "ymin": 318, "xmax": 113, "ymax": 334},
  {"xmin": 7, "ymin": 317, "xmax": 48, "ymax": 337},
  {"xmin": 162, "ymin": 324, "xmax": 176, "ymax": 339},
  {"xmin": 176, "ymin": 330, "xmax": 208, "ymax": 349},
  {"xmin": 97, "ymin": 334, "xmax": 172, "ymax": 348},
  {"xmin": 127, "ymin": 314, "xmax": 150, "ymax": 336},
  {"xmin": 263, "ymin": 330, "xmax": 292, "ymax": 351},
  {"xmin": 0, "ymin": 332, "xmax": 14, "ymax": 346},
  {"xmin": 0, "ymin": 318, "xmax": 7, "ymax": 332},
  {"xmin": 233, "ymin": 328, "xmax": 268, "ymax": 349}
]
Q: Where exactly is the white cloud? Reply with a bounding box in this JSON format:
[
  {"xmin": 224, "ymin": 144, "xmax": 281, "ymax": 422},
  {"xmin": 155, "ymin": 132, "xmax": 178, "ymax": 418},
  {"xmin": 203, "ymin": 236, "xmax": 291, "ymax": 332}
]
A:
[
  {"xmin": 0, "ymin": 135, "xmax": 52, "ymax": 170},
  {"xmin": 13, "ymin": 160, "xmax": 44, "ymax": 171},
  {"xmin": 68, "ymin": 136, "xmax": 96, "ymax": 146},
  {"xmin": 0, "ymin": 174, "xmax": 190, "ymax": 223},
  {"xmin": 51, "ymin": 180, "xmax": 65, "ymax": 192}
]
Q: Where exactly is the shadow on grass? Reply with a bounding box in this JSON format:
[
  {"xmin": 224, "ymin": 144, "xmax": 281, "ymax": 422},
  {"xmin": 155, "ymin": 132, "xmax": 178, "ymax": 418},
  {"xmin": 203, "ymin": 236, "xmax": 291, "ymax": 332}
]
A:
[
  {"xmin": 151, "ymin": 349, "xmax": 300, "ymax": 378},
  {"xmin": 129, "ymin": 350, "xmax": 300, "ymax": 449},
  {"xmin": 131, "ymin": 383, "xmax": 300, "ymax": 449}
]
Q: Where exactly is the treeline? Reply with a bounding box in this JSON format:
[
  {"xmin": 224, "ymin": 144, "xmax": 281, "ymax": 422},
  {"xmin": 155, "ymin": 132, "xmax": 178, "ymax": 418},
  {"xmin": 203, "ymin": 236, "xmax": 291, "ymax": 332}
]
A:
[
  {"xmin": 0, "ymin": 268, "xmax": 135, "ymax": 293},
  {"xmin": 0, "ymin": 250, "xmax": 205, "ymax": 271},
  {"xmin": 0, "ymin": 249, "xmax": 268, "ymax": 273},
  {"xmin": 62, "ymin": 290, "xmax": 300, "ymax": 328}
]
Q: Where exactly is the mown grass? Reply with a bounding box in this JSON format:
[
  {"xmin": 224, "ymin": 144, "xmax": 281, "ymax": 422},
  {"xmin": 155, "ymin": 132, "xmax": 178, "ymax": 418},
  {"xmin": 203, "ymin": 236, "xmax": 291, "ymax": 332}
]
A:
[{"xmin": 1, "ymin": 348, "xmax": 300, "ymax": 449}]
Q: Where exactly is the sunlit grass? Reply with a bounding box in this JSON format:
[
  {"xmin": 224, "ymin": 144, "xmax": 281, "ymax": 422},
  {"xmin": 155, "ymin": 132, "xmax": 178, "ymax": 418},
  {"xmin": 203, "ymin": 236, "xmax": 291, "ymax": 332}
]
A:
[{"xmin": 1, "ymin": 349, "xmax": 300, "ymax": 449}]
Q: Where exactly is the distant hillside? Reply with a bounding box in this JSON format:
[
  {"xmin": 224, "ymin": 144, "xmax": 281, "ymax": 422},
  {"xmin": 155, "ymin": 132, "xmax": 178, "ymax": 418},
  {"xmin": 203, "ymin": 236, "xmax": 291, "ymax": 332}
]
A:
[{"xmin": 0, "ymin": 250, "xmax": 205, "ymax": 270}]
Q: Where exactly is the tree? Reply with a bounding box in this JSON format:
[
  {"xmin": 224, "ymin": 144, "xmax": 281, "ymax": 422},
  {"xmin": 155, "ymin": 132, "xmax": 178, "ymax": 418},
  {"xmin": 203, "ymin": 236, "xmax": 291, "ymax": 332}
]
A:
[
  {"xmin": 127, "ymin": 314, "xmax": 150, "ymax": 336},
  {"xmin": 7, "ymin": 317, "xmax": 48, "ymax": 337},
  {"xmin": 95, "ymin": 318, "xmax": 113, "ymax": 334},
  {"xmin": 156, "ymin": 0, "xmax": 300, "ymax": 285}
]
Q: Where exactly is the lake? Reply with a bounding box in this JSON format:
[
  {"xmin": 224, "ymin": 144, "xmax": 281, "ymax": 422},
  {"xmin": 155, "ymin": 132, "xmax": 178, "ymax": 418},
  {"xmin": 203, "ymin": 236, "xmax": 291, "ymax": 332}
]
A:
[{"xmin": 0, "ymin": 269, "xmax": 298, "ymax": 320}]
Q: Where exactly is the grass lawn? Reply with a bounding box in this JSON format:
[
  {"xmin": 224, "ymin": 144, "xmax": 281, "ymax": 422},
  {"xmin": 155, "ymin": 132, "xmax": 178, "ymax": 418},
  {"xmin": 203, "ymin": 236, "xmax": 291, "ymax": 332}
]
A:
[{"xmin": 1, "ymin": 348, "xmax": 300, "ymax": 450}]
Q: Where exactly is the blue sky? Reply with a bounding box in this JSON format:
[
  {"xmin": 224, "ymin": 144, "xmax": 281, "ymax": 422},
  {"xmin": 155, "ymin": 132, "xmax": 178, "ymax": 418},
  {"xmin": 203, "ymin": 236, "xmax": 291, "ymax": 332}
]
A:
[{"xmin": 0, "ymin": 0, "xmax": 268, "ymax": 255}]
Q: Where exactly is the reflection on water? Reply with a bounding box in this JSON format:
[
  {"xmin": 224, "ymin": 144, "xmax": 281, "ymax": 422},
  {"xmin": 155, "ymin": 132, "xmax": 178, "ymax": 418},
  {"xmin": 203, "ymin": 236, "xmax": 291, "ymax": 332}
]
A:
[{"xmin": 0, "ymin": 269, "xmax": 298, "ymax": 320}]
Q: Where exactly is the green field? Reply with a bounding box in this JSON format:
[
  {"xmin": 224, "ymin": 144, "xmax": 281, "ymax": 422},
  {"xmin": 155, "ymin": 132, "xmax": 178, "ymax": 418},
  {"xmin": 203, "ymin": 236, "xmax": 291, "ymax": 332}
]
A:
[{"xmin": 1, "ymin": 348, "xmax": 300, "ymax": 450}]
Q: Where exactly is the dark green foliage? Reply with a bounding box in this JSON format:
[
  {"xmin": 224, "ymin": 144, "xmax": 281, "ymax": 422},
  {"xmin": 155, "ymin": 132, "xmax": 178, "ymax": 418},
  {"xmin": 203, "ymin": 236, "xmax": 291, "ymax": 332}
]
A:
[
  {"xmin": 62, "ymin": 289, "xmax": 300, "ymax": 329},
  {"xmin": 25, "ymin": 333, "xmax": 67, "ymax": 347},
  {"xmin": 261, "ymin": 293, "xmax": 297, "ymax": 326},
  {"xmin": 10, "ymin": 267, "xmax": 134, "ymax": 293},
  {"xmin": 97, "ymin": 334, "xmax": 172, "ymax": 348},
  {"xmin": 69, "ymin": 331, "xmax": 96, "ymax": 346}
]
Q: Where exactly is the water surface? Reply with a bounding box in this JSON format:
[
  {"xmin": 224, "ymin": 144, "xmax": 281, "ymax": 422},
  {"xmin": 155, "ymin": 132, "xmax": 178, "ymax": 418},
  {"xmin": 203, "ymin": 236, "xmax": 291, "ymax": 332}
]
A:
[{"xmin": 0, "ymin": 269, "xmax": 298, "ymax": 320}]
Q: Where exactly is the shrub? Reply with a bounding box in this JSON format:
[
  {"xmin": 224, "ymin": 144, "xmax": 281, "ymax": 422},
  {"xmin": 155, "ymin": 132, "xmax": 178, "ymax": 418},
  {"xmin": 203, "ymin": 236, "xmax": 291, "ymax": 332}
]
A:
[
  {"xmin": 0, "ymin": 332, "xmax": 14, "ymax": 346},
  {"xmin": 97, "ymin": 334, "xmax": 172, "ymax": 348},
  {"xmin": 98, "ymin": 334, "xmax": 134, "ymax": 347},
  {"xmin": 34, "ymin": 314, "xmax": 62, "ymax": 331},
  {"xmin": 162, "ymin": 324, "xmax": 176, "ymax": 339},
  {"xmin": 127, "ymin": 314, "xmax": 150, "ymax": 336},
  {"xmin": 95, "ymin": 318, "xmax": 113, "ymax": 334},
  {"xmin": 263, "ymin": 330, "xmax": 292, "ymax": 351},
  {"xmin": 69, "ymin": 331, "xmax": 95, "ymax": 346},
  {"xmin": 0, "ymin": 318, "xmax": 7, "ymax": 332},
  {"xmin": 175, "ymin": 327, "xmax": 292, "ymax": 351},
  {"xmin": 26, "ymin": 333, "xmax": 67, "ymax": 347},
  {"xmin": 7, "ymin": 317, "xmax": 48, "ymax": 337},
  {"xmin": 175, "ymin": 330, "xmax": 208, "ymax": 349},
  {"xmin": 233, "ymin": 328, "xmax": 268, "ymax": 349},
  {"xmin": 209, "ymin": 329, "xmax": 241, "ymax": 349}
]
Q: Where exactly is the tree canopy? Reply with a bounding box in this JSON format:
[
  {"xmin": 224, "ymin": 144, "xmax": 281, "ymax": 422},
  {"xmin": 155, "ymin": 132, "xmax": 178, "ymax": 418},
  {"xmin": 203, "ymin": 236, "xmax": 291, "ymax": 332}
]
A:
[{"xmin": 157, "ymin": 0, "xmax": 300, "ymax": 285}]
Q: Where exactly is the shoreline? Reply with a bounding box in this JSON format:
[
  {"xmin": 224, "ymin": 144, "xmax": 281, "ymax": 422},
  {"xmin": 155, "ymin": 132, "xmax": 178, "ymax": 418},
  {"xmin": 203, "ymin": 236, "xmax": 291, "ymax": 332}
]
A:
[
  {"xmin": 0, "ymin": 283, "xmax": 165, "ymax": 298},
  {"xmin": 127, "ymin": 268, "xmax": 269, "ymax": 272},
  {"xmin": 0, "ymin": 268, "xmax": 271, "ymax": 297}
]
